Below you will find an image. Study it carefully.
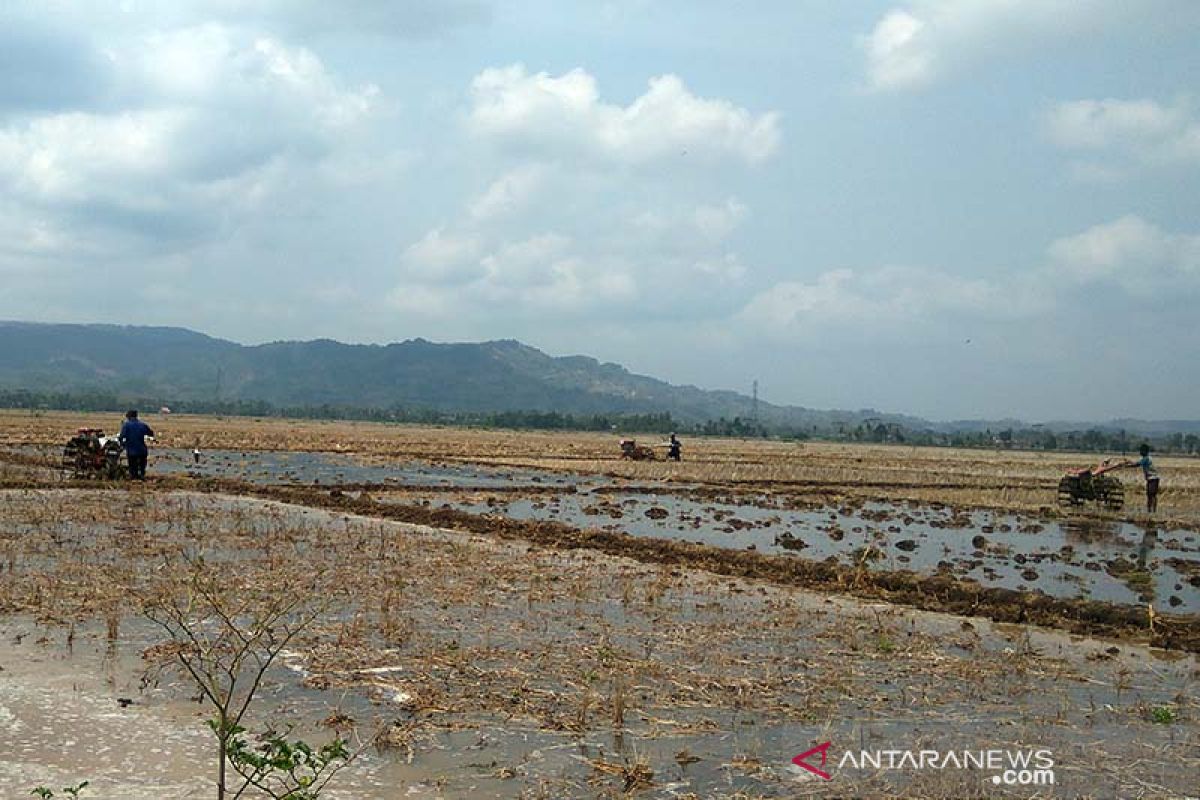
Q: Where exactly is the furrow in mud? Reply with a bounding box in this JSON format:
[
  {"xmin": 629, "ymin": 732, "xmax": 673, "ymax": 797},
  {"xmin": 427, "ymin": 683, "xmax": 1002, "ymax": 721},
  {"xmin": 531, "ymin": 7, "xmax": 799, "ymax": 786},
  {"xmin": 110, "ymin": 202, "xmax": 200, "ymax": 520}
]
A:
[{"xmin": 230, "ymin": 482, "xmax": 1200, "ymax": 652}]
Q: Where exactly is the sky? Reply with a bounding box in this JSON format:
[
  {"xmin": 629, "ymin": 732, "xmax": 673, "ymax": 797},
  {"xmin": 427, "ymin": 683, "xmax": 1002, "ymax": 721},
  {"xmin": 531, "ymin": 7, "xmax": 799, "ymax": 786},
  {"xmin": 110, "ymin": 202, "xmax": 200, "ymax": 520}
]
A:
[{"xmin": 1, "ymin": 1, "xmax": 1197, "ymax": 421}]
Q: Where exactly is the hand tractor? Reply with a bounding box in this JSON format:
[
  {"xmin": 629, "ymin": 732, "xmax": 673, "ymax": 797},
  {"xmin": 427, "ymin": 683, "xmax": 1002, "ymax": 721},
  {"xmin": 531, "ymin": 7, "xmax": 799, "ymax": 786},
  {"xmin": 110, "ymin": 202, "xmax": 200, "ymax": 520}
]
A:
[
  {"xmin": 62, "ymin": 428, "xmax": 127, "ymax": 480},
  {"xmin": 619, "ymin": 438, "xmax": 657, "ymax": 461},
  {"xmin": 1057, "ymin": 459, "xmax": 1124, "ymax": 511}
]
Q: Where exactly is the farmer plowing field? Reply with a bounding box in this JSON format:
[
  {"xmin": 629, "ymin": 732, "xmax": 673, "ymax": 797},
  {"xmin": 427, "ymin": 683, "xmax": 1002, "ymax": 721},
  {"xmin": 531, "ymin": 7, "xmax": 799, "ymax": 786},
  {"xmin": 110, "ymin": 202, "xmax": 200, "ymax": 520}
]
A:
[{"xmin": 1057, "ymin": 459, "xmax": 1125, "ymax": 511}]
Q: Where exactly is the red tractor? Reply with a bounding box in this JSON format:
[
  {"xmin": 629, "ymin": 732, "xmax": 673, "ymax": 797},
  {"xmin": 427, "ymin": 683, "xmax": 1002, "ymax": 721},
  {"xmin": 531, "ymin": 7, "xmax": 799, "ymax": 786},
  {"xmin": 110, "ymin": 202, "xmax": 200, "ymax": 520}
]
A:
[
  {"xmin": 619, "ymin": 438, "xmax": 657, "ymax": 461},
  {"xmin": 1057, "ymin": 459, "xmax": 1124, "ymax": 511},
  {"xmin": 62, "ymin": 428, "xmax": 127, "ymax": 479}
]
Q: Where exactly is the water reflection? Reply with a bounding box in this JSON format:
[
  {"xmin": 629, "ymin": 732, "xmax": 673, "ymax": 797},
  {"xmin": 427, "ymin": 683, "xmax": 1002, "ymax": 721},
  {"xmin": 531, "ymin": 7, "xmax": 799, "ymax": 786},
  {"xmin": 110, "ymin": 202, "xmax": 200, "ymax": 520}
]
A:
[
  {"xmin": 1061, "ymin": 518, "xmax": 1120, "ymax": 544},
  {"xmin": 1137, "ymin": 528, "xmax": 1158, "ymax": 570}
]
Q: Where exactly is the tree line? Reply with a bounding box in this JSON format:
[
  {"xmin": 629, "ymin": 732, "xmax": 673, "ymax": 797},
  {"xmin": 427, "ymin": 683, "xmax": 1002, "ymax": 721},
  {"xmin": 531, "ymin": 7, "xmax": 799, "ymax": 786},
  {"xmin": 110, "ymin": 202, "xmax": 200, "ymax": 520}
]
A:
[{"xmin": 2, "ymin": 388, "xmax": 1195, "ymax": 454}]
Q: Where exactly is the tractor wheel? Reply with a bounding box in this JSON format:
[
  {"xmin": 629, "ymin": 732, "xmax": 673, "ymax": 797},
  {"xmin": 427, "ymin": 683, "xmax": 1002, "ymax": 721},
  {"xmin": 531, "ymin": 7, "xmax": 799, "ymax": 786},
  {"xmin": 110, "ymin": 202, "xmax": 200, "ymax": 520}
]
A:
[
  {"xmin": 103, "ymin": 452, "xmax": 126, "ymax": 480},
  {"xmin": 1096, "ymin": 476, "xmax": 1125, "ymax": 511},
  {"xmin": 1057, "ymin": 476, "xmax": 1080, "ymax": 506},
  {"xmin": 62, "ymin": 442, "xmax": 80, "ymax": 474}
]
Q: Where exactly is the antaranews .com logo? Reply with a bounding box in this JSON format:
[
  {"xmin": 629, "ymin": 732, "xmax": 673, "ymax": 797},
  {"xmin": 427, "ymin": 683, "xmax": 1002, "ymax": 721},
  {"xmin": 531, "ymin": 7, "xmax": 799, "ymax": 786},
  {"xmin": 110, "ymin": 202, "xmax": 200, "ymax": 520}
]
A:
[{"xmin": 792, "ymin": 743, "xmax": 1056, "ymax": 787}]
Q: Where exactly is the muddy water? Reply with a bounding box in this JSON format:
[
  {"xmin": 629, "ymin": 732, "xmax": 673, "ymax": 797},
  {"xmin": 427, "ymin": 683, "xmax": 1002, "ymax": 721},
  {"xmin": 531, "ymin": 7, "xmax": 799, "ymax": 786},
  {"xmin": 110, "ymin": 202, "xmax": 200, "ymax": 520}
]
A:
[
  {"xmin": 390, "ymin": 491, "xmax": 1200, "ymax": 612},
  {"xmin": 0, "ymin": 618, "xmax": 584, "ymax": 799},
  {"xmin": 18, "ymin": 444, "xmax": 1200, "ymax": 612},
  {"xmin": 151, "ymin": 448, "xmax": 582, "ymax": 490},
  {"xmin": 15, "ymin": 444, "xmax": 582, "ymax": 489},
  {"xmin": 147, "ymin": 448, "xmax": 1200, "ymax": 612},
  {"xmin": 2, "ymin": 493, "xmax": 1198, "ymax": 798}
]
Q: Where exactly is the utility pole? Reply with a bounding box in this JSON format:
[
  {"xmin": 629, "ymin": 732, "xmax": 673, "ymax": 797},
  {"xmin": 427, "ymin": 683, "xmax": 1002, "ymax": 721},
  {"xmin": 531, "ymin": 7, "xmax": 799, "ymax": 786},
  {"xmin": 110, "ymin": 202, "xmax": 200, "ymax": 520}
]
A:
[{"xmin": 752, "ymin": 380, "xmax": 759, "ymax": 425}]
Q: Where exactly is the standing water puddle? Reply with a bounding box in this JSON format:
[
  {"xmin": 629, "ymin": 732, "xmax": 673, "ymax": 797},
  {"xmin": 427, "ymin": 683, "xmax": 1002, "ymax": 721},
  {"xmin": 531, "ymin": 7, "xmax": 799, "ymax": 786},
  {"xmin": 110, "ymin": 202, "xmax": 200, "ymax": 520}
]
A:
[
  {"xmin": 156, "ymin": 448, "xmax": 583, "ymax": 489},
  {"xmin": 389, "ymin": 490, "xmax": 1200, "ymax": 612},
  {"xmin": 15, "ymin": 444, "xmax": 1200, "ymax": 611}
]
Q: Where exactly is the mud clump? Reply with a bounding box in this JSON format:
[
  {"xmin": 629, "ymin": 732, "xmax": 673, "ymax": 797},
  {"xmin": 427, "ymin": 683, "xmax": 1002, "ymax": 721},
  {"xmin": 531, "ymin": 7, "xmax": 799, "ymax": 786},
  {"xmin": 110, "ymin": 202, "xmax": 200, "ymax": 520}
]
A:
[
  {"xmin": 774, "ymin": 532, "xmax": 808, "ymax": 551},
  {"xmin": 644, "ymin": 507, "xmax": 669, "ymax": 520},
  {"xmin": 1106, "ymin": 559, "xmax": 1135, "ymax": 577},
  {"xmin": 895, "ymin": 539, "xmax": 918, "ymax": 552},
  {"xmin": 971, "ymin": 534, "xmax": 987, "ymax": 549}
]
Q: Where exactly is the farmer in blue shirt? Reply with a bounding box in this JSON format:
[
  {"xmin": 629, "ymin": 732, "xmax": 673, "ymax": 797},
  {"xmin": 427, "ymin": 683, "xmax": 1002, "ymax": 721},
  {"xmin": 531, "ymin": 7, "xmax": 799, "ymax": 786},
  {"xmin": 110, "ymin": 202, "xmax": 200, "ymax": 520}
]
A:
[
  {"xmin": 1122, "ymin": 443, "xmax": 1160, "ymax": 513},
  {"xmin": 119, "ymin": 409, "xmax": 155, "ymax": 480}
]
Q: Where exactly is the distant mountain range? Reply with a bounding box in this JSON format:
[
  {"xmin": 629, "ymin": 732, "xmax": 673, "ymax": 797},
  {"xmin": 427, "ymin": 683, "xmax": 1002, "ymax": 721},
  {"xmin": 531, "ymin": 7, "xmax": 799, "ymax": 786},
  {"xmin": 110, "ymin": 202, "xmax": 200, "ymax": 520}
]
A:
[{"xmin": 1, "ymin": 321, "xmax": 1197, "ymax": 435}]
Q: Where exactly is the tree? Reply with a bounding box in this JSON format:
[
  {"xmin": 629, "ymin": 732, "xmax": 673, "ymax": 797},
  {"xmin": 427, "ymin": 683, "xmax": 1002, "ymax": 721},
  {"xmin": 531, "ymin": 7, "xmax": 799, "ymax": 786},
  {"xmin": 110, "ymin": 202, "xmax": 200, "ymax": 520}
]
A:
[{"xmin": 142, "ymin": 556, "xmax": 353, "ymax": 800}]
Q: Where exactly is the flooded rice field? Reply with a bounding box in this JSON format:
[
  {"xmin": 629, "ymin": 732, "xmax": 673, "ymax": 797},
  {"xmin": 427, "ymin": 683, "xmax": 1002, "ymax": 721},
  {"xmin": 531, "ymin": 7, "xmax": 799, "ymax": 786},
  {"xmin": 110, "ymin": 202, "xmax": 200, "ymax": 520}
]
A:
[
  {"xmin": 381, "ymin": 489, "xmax": 1200, "ymax": 613},
  {"xmin": 1, "ymin": 492, "xmax": 1197, "ymax": 798},
  {"xmin": 12, "ymin": 443, "xmax": 1200, "ymax": 614},
  {"xmin": 27, "ymin": 445, "xmax": 583, "ymax": 490}
]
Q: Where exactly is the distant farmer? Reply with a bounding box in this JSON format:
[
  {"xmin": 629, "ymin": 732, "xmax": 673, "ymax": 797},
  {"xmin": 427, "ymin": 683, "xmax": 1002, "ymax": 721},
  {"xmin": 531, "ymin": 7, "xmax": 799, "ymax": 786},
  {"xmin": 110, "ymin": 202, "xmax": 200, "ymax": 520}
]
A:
[
  {"xmin": 119, "ymin": 409, "xmax": 155, "ymax": 480},
  {"xmin": 1122, "ymin": 443, "xmax": 1160, "ymax": 513},
  {"xmin": 667, "ymin": 433, "xmax": 682, "ymax": 462}
]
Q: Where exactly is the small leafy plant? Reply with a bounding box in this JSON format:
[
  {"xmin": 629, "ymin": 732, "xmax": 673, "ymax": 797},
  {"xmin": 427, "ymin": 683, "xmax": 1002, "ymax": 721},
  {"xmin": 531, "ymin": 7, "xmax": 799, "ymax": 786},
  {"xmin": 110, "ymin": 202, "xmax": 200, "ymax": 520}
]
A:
[
  {"xmin": 30, "ymin": 782, "xmax": 89, "ymax": 798},
  {"xmin": 223, "ymin": 724, "xmax": 351, "ymax": 799},
  {"xmin": 1147, "ymin": 705, "xmax": 1177, "ymax": 724}
]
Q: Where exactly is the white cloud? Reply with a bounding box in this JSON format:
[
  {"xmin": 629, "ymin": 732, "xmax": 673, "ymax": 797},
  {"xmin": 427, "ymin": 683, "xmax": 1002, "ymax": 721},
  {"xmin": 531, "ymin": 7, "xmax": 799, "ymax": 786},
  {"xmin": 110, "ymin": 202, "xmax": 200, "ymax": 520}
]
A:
[
  {"xmin": 400, "ymin": 228, "xmax": 483, "ymax": 283},
  {"xmin": 737, "ymin": 264, "xmax": 1050, "ymax": 340},
  {"xmin": 860, "ymin": 1, "xmax": 1180, "ymax": 92},
  {"xmin": 1048, "ymin": 215, "xmax": 1200, "ymax": 295},
  {"xmin": 633, "ymin": 198, "xmax": 749, "ymax": 246},
  {"xmin": 480, "ymin": 233, "xmax": 572, "ymax": 286},
  {"xmin": 694, "ymin": 254, "xmax": 748, "ymax": 283},
  {"xmin": 468, "ymin": 65, "xmax": 780, "ymax": 165},
  {"xmin": 385, "ymin": 284, "xmax": 455, "ymax": 317},
  {"xmin": 693, "ymin": 199, "xmax": 749, "ymax": 243},
  {"xmin": 391, "ymin": 229, "xmax": 636, "ymax": 318},
  {"xmin": 861, "ymin": 10, "xmax": 933, "ymax": 91},
  {"xmin": 392, "ymin": 196, "xmax": 751, "ymax": 321},
  {"xmin": 468, "ymin": 164, "xmax": 547, "ymax": 221},
  {"xmin": 126, "ymin": 25, "xmax": 379, "ymax": 146},
  {"xmin": 0, "ymin": 24, "xmax": 381, "ymax": 253},
  {"xmin": 1046, "ymin": 97, "xmax": 1200, "ymax": 170},
  {"xmin": 0, "ymin": 110, "xmax": 182, "ymax": 203},
  {"xmin": 740, "ymin": 216, "xmax": 1200, "ymax": 341}
]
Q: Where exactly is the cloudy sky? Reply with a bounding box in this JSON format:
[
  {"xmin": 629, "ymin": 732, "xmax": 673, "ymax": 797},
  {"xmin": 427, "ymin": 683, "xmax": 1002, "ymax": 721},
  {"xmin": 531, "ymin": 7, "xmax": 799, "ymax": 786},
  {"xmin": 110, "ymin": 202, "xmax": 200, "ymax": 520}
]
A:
[{"xmin": 2, "ymin": 1, "xmax": 1197, "ymax": 421}]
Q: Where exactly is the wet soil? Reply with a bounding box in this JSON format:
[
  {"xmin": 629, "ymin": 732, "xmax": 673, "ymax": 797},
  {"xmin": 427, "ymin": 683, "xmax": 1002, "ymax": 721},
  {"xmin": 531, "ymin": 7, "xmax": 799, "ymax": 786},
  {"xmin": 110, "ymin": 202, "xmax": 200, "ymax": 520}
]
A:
[
  {"xmin": 374, "ymin": 489, "xmax": 1200, "ymax": 612},
  {"xmin": 3, "ymin": 443, "xmax": 1199, "ymax": 651},
  {"xmin": 1, "ymin": 492, "xmax": 1197, "ymax": 798}
]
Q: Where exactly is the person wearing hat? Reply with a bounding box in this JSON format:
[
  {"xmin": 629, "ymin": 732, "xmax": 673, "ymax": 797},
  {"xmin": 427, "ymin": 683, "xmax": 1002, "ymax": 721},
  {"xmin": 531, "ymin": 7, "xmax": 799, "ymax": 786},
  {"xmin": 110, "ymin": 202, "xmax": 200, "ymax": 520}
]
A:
[
  {"xmin": 119, "ymin": 409, "xmax": 155, "ymax": 480},
  {"xmin": 667, "ymin": 432, "xmax": 682, "ymax": 462},
  {"xmin": 1123, "ymin": 443, "xmax": 1160, "ymax": 513}
]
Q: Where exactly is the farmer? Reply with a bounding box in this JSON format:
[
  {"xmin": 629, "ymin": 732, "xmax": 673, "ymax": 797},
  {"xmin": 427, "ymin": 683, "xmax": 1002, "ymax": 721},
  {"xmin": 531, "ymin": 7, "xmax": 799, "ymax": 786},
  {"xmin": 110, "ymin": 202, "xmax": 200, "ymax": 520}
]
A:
[
  {"xmin": 667, "ymin": 433, "xmax": 682, "ymax": 462},
  {"xmin": 1123, "ymin": 443, "xmax": 1160, "ymax": 513},
  {"xmin": 1136, "ymin": 527, "xmax": 1158, "ymax": 569},
  {"xmin": 119, "ymin": 409, "xmax": 155, "ymax": 480}
]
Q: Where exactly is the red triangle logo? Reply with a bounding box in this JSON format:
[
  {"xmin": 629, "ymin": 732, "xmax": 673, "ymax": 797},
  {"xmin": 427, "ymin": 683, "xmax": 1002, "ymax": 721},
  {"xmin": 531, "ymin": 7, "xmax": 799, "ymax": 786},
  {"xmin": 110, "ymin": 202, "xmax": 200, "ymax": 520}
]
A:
[{"xmin": 792, "ymin": 741, "xmax": 833, "ymax": 780}]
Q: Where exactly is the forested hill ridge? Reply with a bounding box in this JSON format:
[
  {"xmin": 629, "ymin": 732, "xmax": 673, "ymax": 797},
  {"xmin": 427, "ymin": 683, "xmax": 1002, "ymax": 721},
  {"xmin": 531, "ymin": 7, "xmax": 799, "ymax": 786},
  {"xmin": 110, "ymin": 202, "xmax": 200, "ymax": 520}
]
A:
[
  {"xmin": 1, "ymin": 322, "xmax": 1197, "ymax": 447},
  {"xmin": 0, "ymin": 321, "xmax": 899, "ymax": 428}
]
